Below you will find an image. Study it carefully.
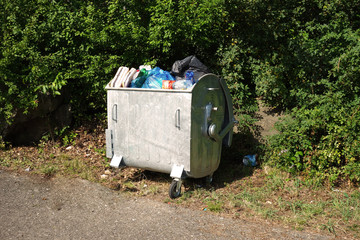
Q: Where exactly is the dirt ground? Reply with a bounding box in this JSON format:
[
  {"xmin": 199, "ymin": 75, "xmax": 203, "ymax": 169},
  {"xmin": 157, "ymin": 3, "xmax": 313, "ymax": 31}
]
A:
[{"xmin": 255, "ymin": 100, "xmax": 283, "ymax": 138}]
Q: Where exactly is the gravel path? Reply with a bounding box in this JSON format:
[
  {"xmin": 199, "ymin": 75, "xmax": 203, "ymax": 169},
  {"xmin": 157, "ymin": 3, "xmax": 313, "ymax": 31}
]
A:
[{"xmin": 0, "ymin": 170, "xmax": 333, "ymax": 240}]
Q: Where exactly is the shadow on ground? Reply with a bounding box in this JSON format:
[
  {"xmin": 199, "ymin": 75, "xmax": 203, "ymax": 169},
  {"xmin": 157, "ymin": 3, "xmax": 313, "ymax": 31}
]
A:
[
  {"xmin": 123, "ymin": 129, "xmax": 265, "ymax": 193},
  {"xmin": 184, "ymin": 130, "xmax": 265, "ymax": 191}
]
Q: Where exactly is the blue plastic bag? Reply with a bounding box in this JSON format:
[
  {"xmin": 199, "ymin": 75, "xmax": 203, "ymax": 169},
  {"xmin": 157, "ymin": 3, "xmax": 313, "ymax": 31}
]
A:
[
  {"xmin": 185, "ymin": 71, "xmax": 195, "ymax": 83},
  {"xmin": 142, "ymin": 67, "xmax": 175, "ymax": 89},
  {"xmin": 243, "ymin": 154, "xmax": 257, "ymax": 166}
]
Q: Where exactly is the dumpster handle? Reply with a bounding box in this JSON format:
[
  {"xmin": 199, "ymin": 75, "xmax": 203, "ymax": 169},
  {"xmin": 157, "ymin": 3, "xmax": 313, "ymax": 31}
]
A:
[
  {"xmin": 207, "ymin": 88, "xmax": 220, "ymax": 91},
  {"xmin": 112, "ymin": 104, "xmax": 117, "ymax": 122},
  {"xmin": 175, "ymin": 109, "xmax": 180, "ymax": 129},
  {"xmin": 208, "ymin": 120, "xmax": 236, "ymax": 143}
]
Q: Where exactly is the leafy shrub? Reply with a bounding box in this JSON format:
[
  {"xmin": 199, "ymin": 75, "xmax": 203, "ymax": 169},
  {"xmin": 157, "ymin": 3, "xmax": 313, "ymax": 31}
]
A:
[
  {"xmin": 266, "ymin": 96, "xmax": 360, "ymax": 184},
  {"xmin": 217, "ymin": 40, "xmax": 259, "ymax": 133},
  {"xmin": 253, "ymin": 1, "xmax": 360, "ymax": 184}
]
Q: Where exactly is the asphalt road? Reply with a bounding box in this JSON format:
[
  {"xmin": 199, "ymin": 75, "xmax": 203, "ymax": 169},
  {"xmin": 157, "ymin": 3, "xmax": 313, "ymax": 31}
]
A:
[{"xmin": 0, "ymin": 170, "xmax": 333, "ymax": 240}]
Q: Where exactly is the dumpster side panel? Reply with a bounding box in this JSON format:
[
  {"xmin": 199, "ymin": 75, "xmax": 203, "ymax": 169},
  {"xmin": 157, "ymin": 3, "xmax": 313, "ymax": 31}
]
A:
[
  {"xmin": 188, "ymin": 75, "xmax": 225, "ymax": 178},
  {"xmin": 107, "ymin": 89, "xmax": 192, "ymax": 174}
]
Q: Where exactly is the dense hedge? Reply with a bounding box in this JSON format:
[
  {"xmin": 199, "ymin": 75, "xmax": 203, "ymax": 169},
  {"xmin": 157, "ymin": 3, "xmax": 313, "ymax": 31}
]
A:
[
  {"xmin": 1, "ymin": 0, "xmax": 359, "ymax": 183},
  {"xmin": 254, "ymin": 1, "xmax": 360, "ymax": 183}
]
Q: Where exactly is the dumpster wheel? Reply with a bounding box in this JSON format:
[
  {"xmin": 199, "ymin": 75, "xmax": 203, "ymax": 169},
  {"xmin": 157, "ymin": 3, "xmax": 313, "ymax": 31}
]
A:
[{"xmin": 169, "ymin": 179, "xmax": 182, "ymax": 199}]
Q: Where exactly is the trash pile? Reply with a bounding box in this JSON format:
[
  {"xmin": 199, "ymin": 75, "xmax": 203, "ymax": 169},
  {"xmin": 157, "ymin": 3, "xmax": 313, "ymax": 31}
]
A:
[{"xmin": 107, "ymin": 56, "xmax": 209, "ymax": 90}]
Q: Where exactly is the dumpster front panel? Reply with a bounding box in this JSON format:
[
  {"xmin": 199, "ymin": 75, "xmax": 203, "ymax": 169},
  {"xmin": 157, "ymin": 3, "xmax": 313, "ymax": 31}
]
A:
[{"xmin": 107, "ymin": 89, "xmax": 192, "ymax": 174}]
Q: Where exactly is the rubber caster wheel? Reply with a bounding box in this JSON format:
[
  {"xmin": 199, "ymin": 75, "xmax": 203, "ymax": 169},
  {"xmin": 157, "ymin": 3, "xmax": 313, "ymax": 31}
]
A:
[{"xmin": 169, "ymin": 180, "xmax": 182, "ymax": 199}]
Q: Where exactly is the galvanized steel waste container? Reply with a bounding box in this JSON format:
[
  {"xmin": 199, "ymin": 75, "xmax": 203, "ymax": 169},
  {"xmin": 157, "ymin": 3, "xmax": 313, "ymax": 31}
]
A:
[{"xmin": 105, "ymin": 74, "xmax": 236, "ymax": 198}]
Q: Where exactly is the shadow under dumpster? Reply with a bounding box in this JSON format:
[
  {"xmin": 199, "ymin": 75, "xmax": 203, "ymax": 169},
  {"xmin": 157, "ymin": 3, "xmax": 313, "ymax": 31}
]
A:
[
  {"xmin": 180, "ymin": 130, "xmax": 264, "ymax": 191},
  {"xmin": 120, "ymin": 130, "xmax": 265, "ymax": 193}
]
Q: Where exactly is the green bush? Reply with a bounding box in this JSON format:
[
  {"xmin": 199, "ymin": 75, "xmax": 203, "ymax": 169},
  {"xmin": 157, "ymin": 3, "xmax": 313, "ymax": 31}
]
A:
[
  {"xmin": 0, "ymin": 0, "xmax": 152, "ymax": 126},
  {"xmin": 266, "ymin": 97, "xmax": 360, "ymax": 183},
  {"xmin": 259, "ymin": 1, "xmax": 360, "ymax": 183},
  {"xmin": 217, "ymin": 40, "xmax": 259, "ymax": 133}
]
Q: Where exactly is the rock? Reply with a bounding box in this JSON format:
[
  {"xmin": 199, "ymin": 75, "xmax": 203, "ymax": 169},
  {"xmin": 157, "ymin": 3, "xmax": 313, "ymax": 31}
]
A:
[
  {"xmin": 104, "ymin": 170, "xmax": 112, "ymax": 175},
  {"xmin": 100, "ymin": 174, "xmax": 108, "ymax": 179}
]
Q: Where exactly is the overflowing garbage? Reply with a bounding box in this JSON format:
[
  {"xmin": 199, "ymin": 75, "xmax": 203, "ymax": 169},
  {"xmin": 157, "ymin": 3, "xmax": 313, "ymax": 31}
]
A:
[{"xmin": 107, "ymin": 56, "xmax": 209, "ymax": 90}]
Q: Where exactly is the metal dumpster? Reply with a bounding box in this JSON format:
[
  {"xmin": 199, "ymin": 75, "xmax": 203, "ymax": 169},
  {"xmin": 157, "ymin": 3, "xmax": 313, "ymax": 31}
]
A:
[{"xmin": 105, "ymin": 73, "xmax": 236, "ymax": 198}]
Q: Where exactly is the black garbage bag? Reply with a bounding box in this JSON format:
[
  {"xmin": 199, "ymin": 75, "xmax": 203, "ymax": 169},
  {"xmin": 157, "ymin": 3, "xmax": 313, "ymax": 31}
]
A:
[{"xmin": 170, "ymin": 55, "xmax": 210, "ymax": 82}]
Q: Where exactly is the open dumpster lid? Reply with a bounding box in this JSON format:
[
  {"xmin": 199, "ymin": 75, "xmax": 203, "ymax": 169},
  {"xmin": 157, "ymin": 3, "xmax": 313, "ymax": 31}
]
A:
[{"xmin": 196, "ymin": 74, "xmax": 235, "ymax": 147}]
